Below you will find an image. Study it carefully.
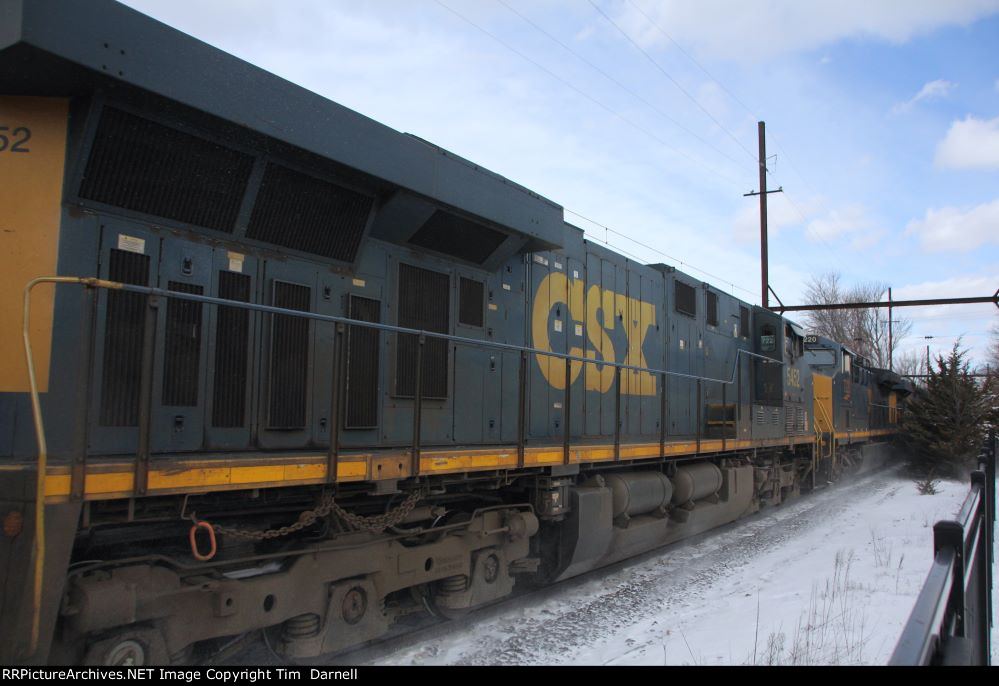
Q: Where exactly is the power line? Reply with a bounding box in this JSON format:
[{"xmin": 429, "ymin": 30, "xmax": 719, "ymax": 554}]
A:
[
  {"xmin": 566, "ymin": 208, "xmax": 759, "ymax": 300},
  {"xmin": 624, "ymin": 0, "xmax": 758, "ymax": 118},
  {"xmin": 617, "ymin": 1, "xmax": 857, "ymax": 275},
  {"xmin": 587, "ymin": 0, "xmax": 758, "ymax": 164},
  {"xmin": 496, "ymin": 0, "xmax": 754, "ymax": 175},
  {"xmin": 433, "ymin": 0, "xmax": 746, "ymax": 191}
]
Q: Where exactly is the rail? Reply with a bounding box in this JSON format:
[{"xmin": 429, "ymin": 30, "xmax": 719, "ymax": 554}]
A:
[{"xmin": 889, "ymin": 430, "xmax": 996, "ymax": 666}]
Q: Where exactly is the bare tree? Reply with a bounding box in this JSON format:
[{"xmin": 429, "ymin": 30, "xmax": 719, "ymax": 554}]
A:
[
  {"xmin": 802, "ymin": 272, "xmax": 912, "ymax": 369},
  {"xmin": 988, "ymin": 323, "xmax": 999, "ymax": 373},
  {"xmin": 894, "ymin": 350, "xmax": 924, "ymax": 378}
]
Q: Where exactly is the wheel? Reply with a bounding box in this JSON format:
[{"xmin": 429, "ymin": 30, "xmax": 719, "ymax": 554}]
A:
[{"xmin": 83, "ymin": 627, "xmax": 169, "ymax": 666}]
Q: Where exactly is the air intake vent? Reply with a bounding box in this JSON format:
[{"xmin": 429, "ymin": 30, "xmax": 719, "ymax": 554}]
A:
[
  {"xmin": 247, "ymin": 164, "xmax": 373, "ymax": 263},
  {"xmin": 706, "ymin": 291, "xmax": 718, "ymax": 327},
  {"xmin": 739, "ymin": 306, "xmax": 750, "ymax": 338},
  {"xmin": 345, "ymin": 296, "xmax": 381, "ymax": 429},
  {"xmin": 99, "ymin": 249, "xmax": 150, "ymax": 426},
  {"xmin": 212, "ymin": 271, "xmax": 251, "ymax": 428},
  {"xmin": 80, "ymin": 107, "xmax": 253, "ymax": 233},
  {"xmin": 162, "ymin": 282, "xmax": 203, "ymax": 407},
  {"xmin": 458, "ymin": 277, "xmax": 484, "ymax": 328},
  {"xmin": 268, "ymin": 281, "xmax": 311, "ymax": 429},
  {"xmin": 396, "ymin": 264, "xmax": 449, "ymax": 399},
  {"xmin": 675, "ymin": 280, "xmax": 696, "ymax": 317},
  {"xmin": 409, "ymin": 211, "xmax": 508, "ymax": 265}
]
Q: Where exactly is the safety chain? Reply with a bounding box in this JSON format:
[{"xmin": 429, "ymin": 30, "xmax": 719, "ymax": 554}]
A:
[{"xmin": 190, "ymin": 490, "xmax": 422, "ymax": 540}]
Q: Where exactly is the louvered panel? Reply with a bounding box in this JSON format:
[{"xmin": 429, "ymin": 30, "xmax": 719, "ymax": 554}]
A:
[
  {"xmin": 675, "ymin": 280, "xmax": 696, "ymax": 317},
  {"xmin": 162, "ymin": 282, "xmax": 203, "ymax": 406},
  {"xmin": 79, "ymin": 107, "xmax": 252, "ymax": 233},
  {"xmin": 212, "ymin": 271, "xmax": 251, "ymax": 427},
  {"xmin": 458, "ymin": 277, "xmax": 484, "ymax": 328},
  {"xmin": 247, "ymin": 164, "xmax": 373, "ymax": 263},
  {"xmin": 408, "ymin": 211, "xmax": 507, "ymax": 264},
  {"xmin": 345, "ymin": 296, "xmax": 381, "ymax": 429},
  {"xmin": 268, "ymin": 281, "xmax": 311, "ymax": 429},
  {"xmin": 99, "ymin": 249, "xmax": 150, "ymax": 426},
  {"xmin": 396, "ymin": 264, "xmax": 449, "ymax": 399}
]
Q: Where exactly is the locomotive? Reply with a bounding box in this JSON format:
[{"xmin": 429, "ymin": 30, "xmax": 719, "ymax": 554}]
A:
[{"xmin": 0, "ymin": 0, "xmax": 909, "ymax": 665}]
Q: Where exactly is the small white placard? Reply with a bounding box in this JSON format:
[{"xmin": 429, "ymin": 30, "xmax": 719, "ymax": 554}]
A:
[
  {"xmin": 117, "ymin": 234, "xmax": 145, "ymax": 254},
  {"xmin": 502, "ymin": 283, "xmax": 511, "ymax": 291},
  {"xmin": 554, "ymin": 320, "xmax": 562, "ymax": 333},
  {"xmin": 352, "ymin": 278, "xmax": 366, "ymax": 287},
  {"xmin": 553, "ymin": 261, "xmax": 563, "ymax": 270},
  {"xmin": 574, "ymin": 324, "xmax": 583, "ymax": 336},
  {"xmin": 679, "ymin": 339, "xmax": 686, "ymax": 350},
  {"xmin": 227, "ymin": 251, "xmax": 244, "ymax": 273},
  {"xmin": 533, "ymin": 254, "xmax": 549, "ymax": 266},
  {"xmin": 488, "ymin": 303, "xmax": 498, "ymax": 311}
]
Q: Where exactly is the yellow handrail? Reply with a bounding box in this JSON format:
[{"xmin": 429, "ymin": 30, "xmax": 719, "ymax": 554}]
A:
[{"xmin": 22, "ymin": 276, "xmax": 122, "ymax": 657}]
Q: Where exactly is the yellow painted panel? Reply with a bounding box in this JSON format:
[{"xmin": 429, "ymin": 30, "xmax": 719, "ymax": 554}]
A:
[
  {"xmin": 813, "ymin": 373, "xmax": 833, "ymax": 433},
  {"xmin": 148, "ymin": 468, "xmax": 231, "ymax": 489},
  {"xmin": 337, "ymin": 461, "xmax": 367, "ymax": 479},
  {"xmin": 85, "ymin": 472, "xmax": 134, "ymax": 494},
  {"xmin": 44, "ymin": 474, "xmax": 70, "ymax": 497},
  {"xmin": 0, "ymin": 97, "xmax": 68, "ymax": 392},
  {"xmin": 285, "ymin": 463, "xmax": 327, "ymax": 481},
  {"xmin": 230, "ymin": 465, "xmax": 285, "ymax": 485}
]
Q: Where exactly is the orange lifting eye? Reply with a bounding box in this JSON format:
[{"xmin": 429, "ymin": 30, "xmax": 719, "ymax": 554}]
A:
[{"xmin": 189, "ymin": 520, "xmax": 217, "ymax": 561}]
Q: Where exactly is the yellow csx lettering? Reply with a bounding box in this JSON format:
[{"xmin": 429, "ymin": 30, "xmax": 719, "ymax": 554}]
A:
[{"xmin": 531, "ymin": 272, "xmax": 656, "ymax": 396}]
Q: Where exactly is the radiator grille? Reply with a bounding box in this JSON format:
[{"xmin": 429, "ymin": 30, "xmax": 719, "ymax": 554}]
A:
[
  {"xmin": 247, "ymin": 164, "xmax": 373, "ymax": 263},
  {"xmin": 345, "ymin": 296, "xmax": 381, "ymax": 429},
  {"xmin": 740, "ymin": 306, "xmax": 750, "ymax": 338},
  {"xmin": 675, "ymin": 280, "xmax": 696, "ymax": 317},
  {"xmin": 268, "ymin": 281, "xmax": 311, "ymax": 429},
  {"xmin": 162, "ymin": 282, "xmax": 203, "ymax": 407},
  {"xmin": 408, "ymin": 211, "xmax": 507, "ymax": 265},
  {"xmin": 458, "ymin": 277, "xmax": 484, "ymax": 327},
  {"xmin": 80, "ymin": 107, "xmax": 253, "ymax": 233},
  {"xmin": 99, "ymin": 249, "xmax": 151, "ymax": 426},
  {"xmin": 396, "ymin": 264, "xmax": 449, "ymax": 399},
  {"xmin": 212, "ymin": 271, "xmax": 251, "ymax": 427},
  {"xmin": 785, "ymin": 406, "xmax": 795, "ymax": 434}
]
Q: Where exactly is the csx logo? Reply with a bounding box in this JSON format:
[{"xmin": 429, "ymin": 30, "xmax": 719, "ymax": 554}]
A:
[{"xmin": 531, "ymin": 272, "xmax": 657, "ymax": 396}]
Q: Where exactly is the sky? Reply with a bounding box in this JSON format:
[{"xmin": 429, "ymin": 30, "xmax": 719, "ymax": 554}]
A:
[{"xmin": 120, "ymin": 0, "xmax": 999, "ymax": 366}]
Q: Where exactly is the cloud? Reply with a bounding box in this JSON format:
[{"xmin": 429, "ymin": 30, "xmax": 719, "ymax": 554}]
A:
[
  {"xmin": 892, "ymin": 79, "xmax": 957, "ymax": 113},
  {"xmin": 905, "ymin": 198, "xmax": 999, "ymax": 252},
  {"xmin": 806, "ymin": 205, "xmax": 871, "ymax": 241},
  {"xmin": 612, "ymin": 0, "xmax": 999, "ymax": 62},
  {"xmin": 935, "ymin": 115, "xmax": 999, "ymax": 170}
]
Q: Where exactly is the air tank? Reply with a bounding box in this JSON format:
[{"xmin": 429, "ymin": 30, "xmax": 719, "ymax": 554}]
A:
[
  {"xmin": 670, "ymin": 463, "xmax": 723, "ymax": 506},
  {"xmin": 603, "ymin": 471, "xmax": 673, "ymax": 518}
]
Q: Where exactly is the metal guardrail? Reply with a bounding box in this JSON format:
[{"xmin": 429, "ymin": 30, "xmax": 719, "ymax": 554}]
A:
[{"xmin": 889, "ymin": 430, "xmax": 996, "ymax": 665}]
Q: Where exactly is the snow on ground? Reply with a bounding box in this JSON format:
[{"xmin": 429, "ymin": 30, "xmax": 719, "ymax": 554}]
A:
[{"xmin": 374, "ymin": 467, "xmax": 984, "ymax": 666}]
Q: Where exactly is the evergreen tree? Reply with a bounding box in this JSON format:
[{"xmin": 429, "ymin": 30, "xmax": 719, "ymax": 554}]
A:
[{"xmin": 901, "ymin": 343, "xmax": 992, "ymax": 478}]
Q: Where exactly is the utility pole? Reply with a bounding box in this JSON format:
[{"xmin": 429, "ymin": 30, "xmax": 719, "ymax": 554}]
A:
[
  {"xmin": 743, "ymin": 121, "xmax": 782, "ymax": 309},
  {"xmin": 888, "ymin": 287, "xmax": 893, "ymax": 372}
]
